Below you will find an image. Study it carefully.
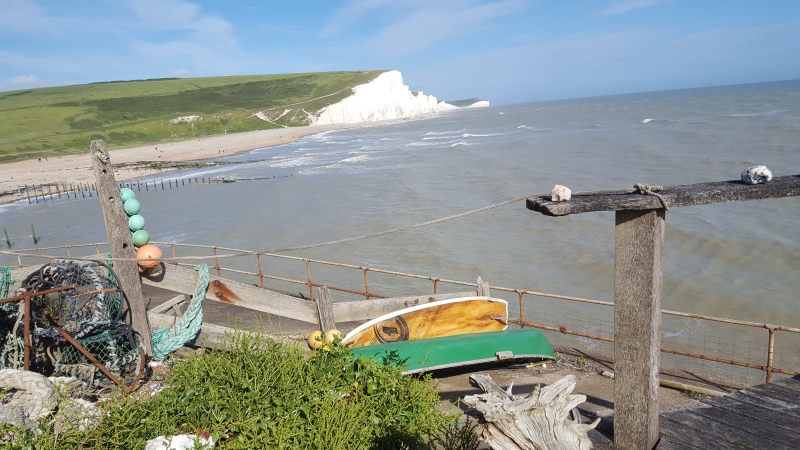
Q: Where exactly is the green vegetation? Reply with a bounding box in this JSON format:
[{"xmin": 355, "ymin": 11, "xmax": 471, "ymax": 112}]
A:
[
  {"xmin": 0, "ymin": 71, "xmax": 385, "ymax": 163},
  {"xmin": 0, "ymin": 331, "xmax": 472, "ymax": 449}
]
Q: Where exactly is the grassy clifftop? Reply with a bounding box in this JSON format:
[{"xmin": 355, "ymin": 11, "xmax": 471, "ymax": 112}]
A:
[{"xmin": 0, "ymin": 71, "xmax": 385, "ymax": 163}]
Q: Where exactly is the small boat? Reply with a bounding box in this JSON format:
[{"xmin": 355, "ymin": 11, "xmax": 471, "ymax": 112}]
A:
[{"xmin": 351, "ymin": 328, "xmax": 554, "ymax": 374}]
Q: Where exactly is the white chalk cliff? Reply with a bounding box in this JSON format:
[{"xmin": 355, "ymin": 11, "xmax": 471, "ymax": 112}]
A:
[{"xmin": 309, "ymin": 70, "xmax": 486, "ymax": 126}]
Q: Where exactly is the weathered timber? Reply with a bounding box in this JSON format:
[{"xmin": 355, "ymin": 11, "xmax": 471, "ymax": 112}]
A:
[
  {"xmin": 141, "ymin": 264, "xmax": 476, "ymax": 325},
  {"xmin": 663, "ymin": 409, "xmax": 794, "ymax": 450},
  {"xmin": 688, "ymin": 401, "xmax": 800, "ymax": 449},
  {"xmin": 772, "ymin": 376, "xmax": 800, "ymax": 393},
  {"xmin": 700, "ymin": 396, "xmax": 800, "ymax": 434},
  {"xmin": 316, "ymin": 286, "xmax": 336, "ymax": 332},
  {"xmin": 528, "ymin": 175, "xmax": 800, "ymax": 216},
  {"xmin": 658, "ymin": 418, "xmax": 740, "ymax": 450},
  {"xmin": 463, "ymin": 374, "xmax": 599, "ymax": 450},
  {"xmin": 477, "ymin": 276, "xmax": 491, "ymax": 297},
  {"xmin": 141, "ymin": 264, "xmax": 319, "ymax": 323},
  {"xmin": 91, "ymin": 140, "xmax": 152, "ymax": 356},
  {"xmin": 148, "ymin": 294, "xmax": 186, "ymax": 314},
  {"xmin": 613, "ymin": 208, "xmax": 664, "ymax": 450},
  {"xmin": 147, "ymin": 311, "xmax": 302, "ymax": 347}
]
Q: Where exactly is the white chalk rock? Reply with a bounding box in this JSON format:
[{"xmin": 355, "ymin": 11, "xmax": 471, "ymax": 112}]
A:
[
  {"xmin": 741, "ymin": 166, "xmax": 772, "ymax": 184},
  {"xmin": 551, "ymin": 185, "xmax": 572, "ymax": 201},
  {"xmin": 145, "ymin": 434, "xmax": 214, "ymax": 450}
]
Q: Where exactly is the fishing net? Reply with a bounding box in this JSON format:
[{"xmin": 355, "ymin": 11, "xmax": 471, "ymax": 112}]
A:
[{"xmin": 0, "ymin": 260, "xmax": 143, "ymax": 389}]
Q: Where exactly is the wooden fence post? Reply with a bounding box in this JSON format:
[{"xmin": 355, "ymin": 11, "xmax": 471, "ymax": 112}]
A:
[
  {"xmin": 316, "ymin": 285, "xmax": 336, "ymax": 332},
  {"xmin": 614, "ymin": 208, "xmax": 665, "ymax": 450},
  {"xmin": 90, "ymin": 140, "xmax": 153, "ymax": 357}
]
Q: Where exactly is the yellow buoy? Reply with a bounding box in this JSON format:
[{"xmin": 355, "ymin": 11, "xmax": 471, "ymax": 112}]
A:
[
  {"xmin": 307, "ymin": 331, "xmax": 324, "ymax": 350},
  {"xmin": 324, "ymin": 329, "xmax": 343, "ymax": 344}
]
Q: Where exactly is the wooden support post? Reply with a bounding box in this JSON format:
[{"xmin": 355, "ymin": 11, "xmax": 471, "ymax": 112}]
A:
[
  {"xmin": 477, "ymin": 276, "xmax": 491, "ymax": 297},
  {"xmin": 316, "ymin": 285, "xmax": 336, "ymax": 332},
  {"xmin": 614, "ymin": 208, "xmax": 665, "ymax": 450},
  {"xmin": 90, "ymin": 140, "xmax": 153, "ymax": 356}
]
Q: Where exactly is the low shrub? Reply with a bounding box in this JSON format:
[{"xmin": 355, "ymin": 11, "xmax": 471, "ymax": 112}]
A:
[{"xmin": 1, "ymin": 331, "xmax": 463, "ymax": 449}]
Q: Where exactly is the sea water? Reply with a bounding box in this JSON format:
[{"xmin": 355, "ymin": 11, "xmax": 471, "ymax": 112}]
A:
[{"xmin": 2, "ymin": 80, "xmax": 799, "ymax": 350}]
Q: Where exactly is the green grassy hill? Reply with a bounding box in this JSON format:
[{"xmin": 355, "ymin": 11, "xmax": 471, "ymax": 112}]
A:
[{"xmin": 0, "ymin": 71, "xmax": 385, "ymax": 163}]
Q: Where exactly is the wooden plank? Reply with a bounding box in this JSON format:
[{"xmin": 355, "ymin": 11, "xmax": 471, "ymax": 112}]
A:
[
  {"xmin": 658, "ymin": 417, "xmax": 741, "ymax": 450},
  {"xmin": 726, "ymin": 390, "xmax": 800, "ymax": 419},
  {"xmin": 331, "ymin": 291, "xmax": 475, "ymax": 323},
  {"xmin": 142, "ymin": 264, "xmax": 319, "ymax": 324},
  {"xmin": 664, "ymin": 409, "xmax": 794, "ymax": 450},
  {"xmin": 701, "ymin": 395, "xmax": 800, "ymax": 434},
  {"xmin": 655, "ymin": 437, "xmax": 699, "ymax": 449},
  {"xmin": 316, "ymin": 286, "xmax": 336, "ymax": 332},
  {"xmin": 613, "ymin": 209, "xmax": 665, "ymax": 450},
  {"xmin": 91, "ymin": 139, "xmax": 152, "ymax": 356},
  {"xmin": 746, "ymin": 383, "xmax": 800, "ymax": 408},
  {"xmin": 147, "ymin": 311, "xmax": 302, "ymax": 347},
  {"xmin": 528, "ymin": 175, "xmax": 800, "ymax": 216},
  {"xmin": 148, "ymin": 294, "xmax": 186, "ymax": 314},
  {"xmin": 477, "ymin": 276, "xmax": 490, "ymax": 297},
  {"xmin": 688, "ymin": 401, "xmax": 800, "ymax": 448},
  {"xmin": 771, "ymin": 377, "xmax": 800, "ymax": 393}
]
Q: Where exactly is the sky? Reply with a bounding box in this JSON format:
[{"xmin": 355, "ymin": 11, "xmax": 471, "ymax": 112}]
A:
[{"xmin": 1, "ymin": 0, "xmax": 799, "ymax": 104}]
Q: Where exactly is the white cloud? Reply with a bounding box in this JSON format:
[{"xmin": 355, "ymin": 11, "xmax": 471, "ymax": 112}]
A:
[
  {"xmin": 320, "ymin": 0, "xmax": 393, "ymax": 38},
  {"xmin": 2, "ymin": 74, "xmax": 45, "ymax": 90},
  {"xmin": 371, "ymin": 1, "xmax": 525, "ymax": 55},
  {"xmin": 601, "ymin": 0, "xmax": 672, "ymax": 16},
  {"xmin": 0, "ymin": 0, "xmax": 57, "ymax": 33},
  {"xmin": 123, "ymin": 0, "xmax": 237, "ymax": 66},
  {"xmin": 171, "ymin": 69, "xmax": 189, "ymax": 77},
  {"xmin": 321, "ymin": 0, "xmax": 525, "ymax": 55}
]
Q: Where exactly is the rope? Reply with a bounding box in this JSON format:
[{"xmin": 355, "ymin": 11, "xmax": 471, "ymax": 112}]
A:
[
  {"xmin": 0, "ymin": 267, "xmax": 12, "ymax": 300},
  {"xmin": 150, "ymin": 264, "xmax": 209, "ymax": 361},
  {"xmin": 633, "ymin": 183, "xmax": 669, "ymax": 210},
  {"xmin": 0, "ymin": 183, "xmax": 667, "ymax": 262}
]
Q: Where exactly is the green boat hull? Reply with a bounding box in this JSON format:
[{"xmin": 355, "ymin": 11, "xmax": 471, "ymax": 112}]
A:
[{"xmin": 351, "ymin": 329, "xmax": 554, "ymax": 374}]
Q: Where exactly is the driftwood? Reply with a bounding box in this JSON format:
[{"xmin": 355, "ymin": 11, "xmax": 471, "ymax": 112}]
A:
[{"xmin": 464, "ymin": 374, "xmax": 599, "ymax": 450}]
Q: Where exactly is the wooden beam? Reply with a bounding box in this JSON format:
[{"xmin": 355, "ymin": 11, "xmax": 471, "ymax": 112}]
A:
[
  {"xmin": 91, "ymin": 140, "xmax": 152, "ymax": 356},
  {"xmin": 331, "ymin": 291, "xmax": 476, "ymax": 323},
  {"xmin": 148, "ymin": 294, "xmax": 186, "ymax": 314},
  {"xmin": 528, "ymin": 175, "xmax": 800, "ymax": 216},
  {"xmin": 141, "ymin": 264, "xmax": 319, "ymax": 323},
  {"xmin": 316, "ymin": 286, "xmax": 336, "ymax": 332},
  {"xmin": 614, "ymin": 208, "xmax": 665, "ymax": 450}
]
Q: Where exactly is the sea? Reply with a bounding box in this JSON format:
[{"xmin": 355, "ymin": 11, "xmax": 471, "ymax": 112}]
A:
[{"xmin": 2, "ymin": 79, "xmax": 800, "ymax": 362}]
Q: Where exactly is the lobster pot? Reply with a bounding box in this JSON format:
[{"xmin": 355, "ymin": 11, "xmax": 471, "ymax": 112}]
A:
[
  {"xmin": 0, "ymin": 260, "xmax": 142, "ymax": 388},
  {"xmin": 56, "ymin": 327, "xmax": 141, "ymax": 387}
]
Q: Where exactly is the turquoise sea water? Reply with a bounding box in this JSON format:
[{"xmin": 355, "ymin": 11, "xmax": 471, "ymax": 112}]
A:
[{"xmin": 2, "ymin": 80, "xmax": 799, "ymax": 356}]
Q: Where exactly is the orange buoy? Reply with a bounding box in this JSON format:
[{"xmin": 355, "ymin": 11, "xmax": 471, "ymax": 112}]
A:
[
  {"xmin": 324, "ymin": 329, "xmax": 343, "ymax": 344},
  {"xmin": 136, "ymin": 244, "xmax": 162, "ymax": 268},
  {"xmin": 307, "ymin": 331, "xmax": 324, "ymax": 350}
]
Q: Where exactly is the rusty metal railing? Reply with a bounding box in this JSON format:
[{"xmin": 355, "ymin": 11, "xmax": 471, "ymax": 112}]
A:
[{"xmin": 2, "ymin": 241, "xmax": 798, "ymax": 383}]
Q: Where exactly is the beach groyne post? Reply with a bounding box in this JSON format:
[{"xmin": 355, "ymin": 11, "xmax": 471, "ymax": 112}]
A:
[
  {"xmin": 526, "ymin": 175, "xmax": 800, "ymax": 450},
  {"xmin": 90, "ymin": 139, "xmax": 153, "ymax": 357},
  {"xmin": 30, "ymin": 225, "xmax": 38, "ymax": 244},
  {"xmin": 3, "ymin": 228, "xmax": 10, "ymax": 248}
]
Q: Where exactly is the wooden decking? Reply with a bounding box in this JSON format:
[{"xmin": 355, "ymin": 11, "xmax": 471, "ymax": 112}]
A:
[{"xmin": 658, "ymin": 375, "xmax": 800, "ymax": 449}]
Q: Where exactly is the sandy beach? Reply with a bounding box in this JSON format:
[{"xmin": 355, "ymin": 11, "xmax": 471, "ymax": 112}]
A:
[{"xmin": 0, "ymin": 123, "xmax": 369, "ymax": 206}]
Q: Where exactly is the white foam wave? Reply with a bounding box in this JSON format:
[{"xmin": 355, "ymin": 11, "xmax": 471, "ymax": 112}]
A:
[
  {"xmin": 379, "ymin": 137, "xmax": 396, "ymax": 141},
  {"xmin": 463, "ymin": 132, "xmax": 503, "ymax": 137},
  {"xmin": 641, "ymin": 118, "xmax": 654, "ymax": 123},
  {"xmin": 270, "ymin": 156, "xmax": 319, "ymax": 168},
  {"xmin": 340, "ymin": 154, "xmax": 369, "ymax": 163},
  {"xmin": 424, "ymin": 129, "xmax": 465, "ymax": 136},
  {"xmin": 450, "ymin": 141, "xmax": 472, "ymax": 147},
  {"xmin": 422, "ymin": 136, "xmax": 455, "ymax": 141},
  {"xmin": 517, "ymin": 125, "xmax": 527, "ymax": 129}
]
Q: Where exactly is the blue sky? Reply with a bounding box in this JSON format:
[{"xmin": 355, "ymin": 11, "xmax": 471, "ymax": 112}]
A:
[{"xmin": 1, "ymin": 0, "xmax": 799, "ymax": 104}]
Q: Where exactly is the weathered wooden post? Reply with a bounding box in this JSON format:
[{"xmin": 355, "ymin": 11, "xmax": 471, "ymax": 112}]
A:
[
  {"xmin": 316, "ymin": 285, "xmax": 336, "ymax": 332},
  {"xmin": 91, "ymin": 140, "xmax": 153, "ymax": 356},
  {"xmin": 527, "ymin": 175, "xmax": 800, "ymax": 450}
]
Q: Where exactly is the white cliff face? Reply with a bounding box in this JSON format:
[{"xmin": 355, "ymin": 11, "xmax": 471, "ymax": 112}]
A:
[{"xmin": 310, "ymin": 71, "xmax": 448, "ymax": 125}]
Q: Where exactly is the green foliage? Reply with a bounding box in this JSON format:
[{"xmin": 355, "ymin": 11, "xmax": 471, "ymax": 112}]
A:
[
  {"xmin": 0, "ymin": 71, "xmax": 385, "ymax": 163},
  {"xmin": 576, "ymin": 356, "xmax": 586, "ymax": 367},
  {"xmin": 0, "ymin": 330, "xmax": 460, "ymax": 450}
]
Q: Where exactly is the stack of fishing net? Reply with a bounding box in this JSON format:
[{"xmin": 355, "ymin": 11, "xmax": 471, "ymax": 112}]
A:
[{"xmin": 0, "ymin": 260, "xmax": 142, "ymax": 390}]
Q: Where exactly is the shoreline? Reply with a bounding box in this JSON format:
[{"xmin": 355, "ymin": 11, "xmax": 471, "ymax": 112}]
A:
[{"xmin": 0, "ymin": 122, "xmax": 378, "ymax": 206}]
